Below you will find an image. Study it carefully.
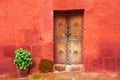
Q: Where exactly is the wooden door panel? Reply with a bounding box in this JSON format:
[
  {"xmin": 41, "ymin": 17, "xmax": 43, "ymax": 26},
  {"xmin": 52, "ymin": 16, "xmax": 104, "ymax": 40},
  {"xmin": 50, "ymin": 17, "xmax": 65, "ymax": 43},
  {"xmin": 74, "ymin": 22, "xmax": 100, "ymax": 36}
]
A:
[
  {"xmin": 68, "ymin": 39, "xmax": 82, "ymax": 64},
  {"xmin": 70, "ymin": 14, "xmax": 82, "ymax": 37},
  {"xmin": 54, "ymin": 14, "xmax": 67, "ymax": 64},
  {"xmin": 55, "ymin": 14, "xmax": 67, "ymax": 37},
  {"xmin": 55, "ymin": 38, "xmax": 67, "ymax": 64},
  {"xmin": 68, "ymin": 14, "xmax": 82, "ymax": 64}
]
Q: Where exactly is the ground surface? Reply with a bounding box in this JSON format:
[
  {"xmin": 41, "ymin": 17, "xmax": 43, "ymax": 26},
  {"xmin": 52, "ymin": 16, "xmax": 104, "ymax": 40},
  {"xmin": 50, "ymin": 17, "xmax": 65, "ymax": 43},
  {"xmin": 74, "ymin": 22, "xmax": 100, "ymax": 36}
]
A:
[{"xmin": 0, "ymin": 72, "xmax": 120, "ymax": 80}]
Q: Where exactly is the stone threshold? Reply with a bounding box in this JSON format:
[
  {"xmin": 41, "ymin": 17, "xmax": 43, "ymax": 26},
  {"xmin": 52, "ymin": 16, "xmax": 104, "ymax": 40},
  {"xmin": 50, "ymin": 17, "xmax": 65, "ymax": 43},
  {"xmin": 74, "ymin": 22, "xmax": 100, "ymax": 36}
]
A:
[{"xmin": 54, "ymin": 64, "xmax": 85, "ymax": 73}]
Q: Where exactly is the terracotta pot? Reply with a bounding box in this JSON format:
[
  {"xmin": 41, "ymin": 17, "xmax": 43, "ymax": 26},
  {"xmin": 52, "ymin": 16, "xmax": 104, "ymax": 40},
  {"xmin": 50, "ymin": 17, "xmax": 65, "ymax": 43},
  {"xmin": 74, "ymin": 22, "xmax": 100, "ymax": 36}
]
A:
[{"xmin": 17, "ymin": 68, "xmax": 28, "ymax": 78}]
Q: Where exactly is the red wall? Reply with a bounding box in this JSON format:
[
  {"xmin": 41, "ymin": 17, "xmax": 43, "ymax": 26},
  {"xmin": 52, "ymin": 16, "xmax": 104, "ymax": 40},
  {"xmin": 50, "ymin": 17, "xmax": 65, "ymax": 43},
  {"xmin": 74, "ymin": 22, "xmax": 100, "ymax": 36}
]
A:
[
  {"xmin": 0, "ymin": 0, "xmax": 53, "ymax": 75},
  {"xmin": 0, "ymin": 0, "xmax": 120, "ymax": 76}
]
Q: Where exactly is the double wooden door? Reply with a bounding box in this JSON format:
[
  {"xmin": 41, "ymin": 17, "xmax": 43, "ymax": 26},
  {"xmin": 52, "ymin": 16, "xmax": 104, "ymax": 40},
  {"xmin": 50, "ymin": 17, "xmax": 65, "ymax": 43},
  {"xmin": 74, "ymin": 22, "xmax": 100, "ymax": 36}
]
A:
[{"xmin": 54, "ymin": 12, "xmax": 83, "ymax": 64}]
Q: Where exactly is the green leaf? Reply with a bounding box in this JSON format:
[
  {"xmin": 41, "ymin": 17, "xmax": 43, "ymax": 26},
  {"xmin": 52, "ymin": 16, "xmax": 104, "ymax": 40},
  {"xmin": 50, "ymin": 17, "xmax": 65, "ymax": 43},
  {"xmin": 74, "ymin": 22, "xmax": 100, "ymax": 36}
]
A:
[{"xmin": 14, "ymin": 48, "xmax": 33, "ymax": 70}]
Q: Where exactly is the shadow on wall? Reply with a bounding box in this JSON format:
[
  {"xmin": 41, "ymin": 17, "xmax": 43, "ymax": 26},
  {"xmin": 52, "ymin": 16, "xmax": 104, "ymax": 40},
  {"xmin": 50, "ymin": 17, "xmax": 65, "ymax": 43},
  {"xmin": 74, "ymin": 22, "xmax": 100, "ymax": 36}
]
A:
[
  {"xmin": 0, "ymin": 45, "xmax": 17, "ymax": 75},
  {"xmin": 99, "ymin": 40, "xmax": 120, "ymax": 71},
  {"xmin": 85, "ymin": 40, "xmax": 120, "ymax": 72}
]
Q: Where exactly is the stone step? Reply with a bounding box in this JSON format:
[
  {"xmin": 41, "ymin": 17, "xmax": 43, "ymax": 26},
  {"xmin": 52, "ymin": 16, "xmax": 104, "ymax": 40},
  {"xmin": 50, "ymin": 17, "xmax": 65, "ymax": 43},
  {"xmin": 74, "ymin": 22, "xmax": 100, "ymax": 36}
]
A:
[{"xmin": 54, "ymin": 64, "xmax": 85, "ymax": 73}]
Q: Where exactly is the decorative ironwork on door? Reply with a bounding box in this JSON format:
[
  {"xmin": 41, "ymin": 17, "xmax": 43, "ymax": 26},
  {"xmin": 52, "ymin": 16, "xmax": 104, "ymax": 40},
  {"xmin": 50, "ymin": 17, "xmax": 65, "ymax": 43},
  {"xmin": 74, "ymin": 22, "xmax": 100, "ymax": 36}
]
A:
[{"xmin": 54, "ymin": 12, "xmax": 83, "ymax": 65}]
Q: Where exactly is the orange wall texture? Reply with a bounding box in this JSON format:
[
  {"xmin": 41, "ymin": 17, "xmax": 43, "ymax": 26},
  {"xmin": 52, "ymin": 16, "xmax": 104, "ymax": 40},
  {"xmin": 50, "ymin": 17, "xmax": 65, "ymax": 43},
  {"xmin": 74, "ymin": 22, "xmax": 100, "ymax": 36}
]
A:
[{"xmin": 0, "ymin": 0, "xmax": 120, "ymax": 76}]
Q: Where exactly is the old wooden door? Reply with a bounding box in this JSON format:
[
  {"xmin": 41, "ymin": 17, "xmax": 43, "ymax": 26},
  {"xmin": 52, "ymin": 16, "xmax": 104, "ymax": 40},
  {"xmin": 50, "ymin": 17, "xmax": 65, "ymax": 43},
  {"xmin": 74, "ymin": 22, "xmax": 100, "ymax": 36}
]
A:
[{"xmin": 54, "ymin": 12, "xmax": 83, "ymax": 64}]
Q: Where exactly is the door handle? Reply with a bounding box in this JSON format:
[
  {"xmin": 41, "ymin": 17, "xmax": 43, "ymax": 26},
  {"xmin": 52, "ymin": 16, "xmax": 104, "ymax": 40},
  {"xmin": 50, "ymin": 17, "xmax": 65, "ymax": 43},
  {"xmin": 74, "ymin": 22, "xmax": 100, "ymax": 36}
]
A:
[
  {"xmin": 65, "ymin": 31, "xmax": 71, "ymax": 37},
  {"xmin": 65, "ymin": 26, "xmax": 71, "ymax": 37}
]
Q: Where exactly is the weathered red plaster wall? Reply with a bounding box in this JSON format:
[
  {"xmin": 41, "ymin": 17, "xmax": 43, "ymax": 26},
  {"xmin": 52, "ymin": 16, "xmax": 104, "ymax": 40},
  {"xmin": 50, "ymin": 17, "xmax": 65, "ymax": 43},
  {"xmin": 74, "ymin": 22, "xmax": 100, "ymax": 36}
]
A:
[
  {"xmin": 54, "ymin": 0, "xmax": 120, "ymax": 72},
  {"xmin": 0, "ymin": 0, "xmax": 120, "ymax": 76},
  {"xmin": 0, "ymin": 0, "xmax": 53, "ymax": 75}
]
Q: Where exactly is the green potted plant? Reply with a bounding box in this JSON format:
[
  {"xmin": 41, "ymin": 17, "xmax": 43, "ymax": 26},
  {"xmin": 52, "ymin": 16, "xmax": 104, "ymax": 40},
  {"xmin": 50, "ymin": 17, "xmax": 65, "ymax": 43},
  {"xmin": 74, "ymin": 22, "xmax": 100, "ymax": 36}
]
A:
[{"xmin": 14, "ymin": 48, "xmax": 33, "ymax": 78}]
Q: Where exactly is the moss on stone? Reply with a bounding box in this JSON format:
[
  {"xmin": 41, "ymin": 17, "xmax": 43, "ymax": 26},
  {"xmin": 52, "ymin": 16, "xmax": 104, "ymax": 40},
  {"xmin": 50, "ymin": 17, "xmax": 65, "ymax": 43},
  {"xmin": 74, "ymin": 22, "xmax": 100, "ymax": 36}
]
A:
[{"xmin": 39, "ymin": 59, "xmax": 54, "ymax": 73}]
